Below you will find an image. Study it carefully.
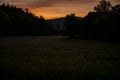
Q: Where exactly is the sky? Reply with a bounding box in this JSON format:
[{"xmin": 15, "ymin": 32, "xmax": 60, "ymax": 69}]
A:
[{"xmin": 0, "ymin": 0, "xmax": 120, "ymax": 19}]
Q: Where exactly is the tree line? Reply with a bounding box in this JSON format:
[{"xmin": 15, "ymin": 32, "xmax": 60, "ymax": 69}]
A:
[
  {"xmin": 64, "ymin": 0, "xmax": 120, "ymax": 41},
  {"xmin": 0, "ymin": 0, "xmax": 120, "ymax": 42},
  {"xmin": 0, "ymin": 3, "xmax": 57, "ymax": 36}
]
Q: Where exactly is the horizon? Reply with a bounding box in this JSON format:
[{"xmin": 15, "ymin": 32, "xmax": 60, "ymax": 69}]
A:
[{"xmin": 0, "ymin": 0, "xmax": 119, "ymax": 19}]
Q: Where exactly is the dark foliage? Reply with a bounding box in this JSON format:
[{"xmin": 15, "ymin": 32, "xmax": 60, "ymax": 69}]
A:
[
  {"xmin": 64, "ymin": 14, "xmax": 82, "ymax": 38},
  {"xmin": 64, "ymin": 0, "xmax": 120, "ymax": 41},
  {"xmin": 112, "ymin": 4, "xmax": 120, "ymax": 14},
  {"xmin": 94, "ymin": 0, "xmax": 112, "ymax": 12},
  {"xmin": 0, "ymin": 3, "xmax": 47, "ymax": 36},
  {"xmin": 84, "ymin": 12, "xmax": 120, "ymax": 41},
  {"xmin": 1, "ymin": 1, "xmax": 120, "ymax": 42}
]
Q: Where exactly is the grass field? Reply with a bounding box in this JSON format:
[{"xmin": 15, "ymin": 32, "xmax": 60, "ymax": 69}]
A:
[{"xmin": 0, "ymin": 36, "xmax": 120, "ymax": 80}]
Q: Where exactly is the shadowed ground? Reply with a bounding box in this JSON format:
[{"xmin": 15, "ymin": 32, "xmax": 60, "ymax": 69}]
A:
[{"xmin": 0, "ymin": 36, "xmax": 120, "ymax": 80}]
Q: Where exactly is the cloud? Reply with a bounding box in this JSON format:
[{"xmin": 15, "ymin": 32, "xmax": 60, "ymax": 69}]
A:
[
  {"xmin": 0, "ymin": 0, "xmax": 119, "ymax": 9},
  {"xmin": 0, "ymin": 0, "xmax": 97, "ymax": 7},
  {"xmin": 0, "ymin": 0, "xmax": 119, "ymax": 19},
  {"xmin": 0, "ymin": 0, "xmax": 118, "ymax": 10}
]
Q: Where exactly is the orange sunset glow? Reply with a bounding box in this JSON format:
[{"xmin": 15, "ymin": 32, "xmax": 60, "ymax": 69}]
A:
[{"xmin": 0, "ymin": 0, "xmax": 120, "ymax": 19}]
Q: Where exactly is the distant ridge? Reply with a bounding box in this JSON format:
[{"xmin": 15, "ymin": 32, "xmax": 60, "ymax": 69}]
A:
[{"xmin": 46, "ymin": 17, "xmax": 83, "ymax": 32}]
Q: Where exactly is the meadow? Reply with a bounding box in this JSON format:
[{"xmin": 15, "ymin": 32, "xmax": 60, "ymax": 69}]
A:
[{"xmin": 0, "ymin": 36, "xmax": 120, "ymax": 80}]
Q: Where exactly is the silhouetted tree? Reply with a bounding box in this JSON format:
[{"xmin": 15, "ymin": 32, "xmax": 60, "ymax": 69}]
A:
[
  {"xmin": 45, "ymin": 21, "xmax": 56, "ymax": 35},
  {"xmin": 0, "ymin": 3, "xmax": 45, "ymax": 36},
  {"xmin": 25, "ymin": 8, "xmax": 29, "ymax": 13},
  {"xmin": 39, "ymin": 16, "xmax": 47, "ymax": 34},
  {"xmin": 112, "ymin": 4, "xmax": 120, "ymax": 13},
  {"xmin": 64, "ymin": 14, "xmax": 80, "ymax": 38},
  {"xmin": 94, "ymin": 0, "xmax": 112, "ymax": 12}
]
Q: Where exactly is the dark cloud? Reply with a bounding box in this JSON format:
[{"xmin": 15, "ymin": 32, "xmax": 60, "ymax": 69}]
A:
[
  {"xmin": 0, "ymin": 0, "xmax": 119, "ymax": 18},
  {"xmin": 0, "ymin": 0, "xmax": 119, "ymax": 8},
  {"xmin": 0, "ymin": 0, "xmax": 97, "ymax": 7}
]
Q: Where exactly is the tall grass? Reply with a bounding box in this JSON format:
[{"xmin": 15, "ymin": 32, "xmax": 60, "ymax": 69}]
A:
[{"xmin": 0, "ymin": 36, "xmax": 120, "ymax": 80}]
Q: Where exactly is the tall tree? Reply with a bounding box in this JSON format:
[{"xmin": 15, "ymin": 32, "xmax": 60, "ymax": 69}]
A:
[
  {"xmin": 0, "ymin": 3, "xmax": 43, "ymax": 36},
  {"xmin": 64, "ymin": 14, "xmax": 80, "ymax": 38},
  {"xmin": 94, "ymin": 0, "xmax": 112, "ymax": 12}
]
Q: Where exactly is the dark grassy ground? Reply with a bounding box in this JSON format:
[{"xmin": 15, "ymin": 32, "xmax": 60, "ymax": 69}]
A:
[{"xmin": 0, "ymin": 36, "xmax": 120, "ymax": 80}]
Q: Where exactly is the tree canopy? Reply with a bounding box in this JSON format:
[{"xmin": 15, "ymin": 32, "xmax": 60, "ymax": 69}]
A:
[
  {"xmin": 94, "ymin": 0, "xmax": 112, "ymax": 12},
  {"xmin": 64, "ymin": 0, "xmax": 120, "ymax": 41},
  {"xmin": 0, "ymin": 3, "xmax": 57, "ymax": 36}
]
